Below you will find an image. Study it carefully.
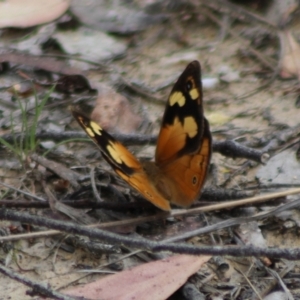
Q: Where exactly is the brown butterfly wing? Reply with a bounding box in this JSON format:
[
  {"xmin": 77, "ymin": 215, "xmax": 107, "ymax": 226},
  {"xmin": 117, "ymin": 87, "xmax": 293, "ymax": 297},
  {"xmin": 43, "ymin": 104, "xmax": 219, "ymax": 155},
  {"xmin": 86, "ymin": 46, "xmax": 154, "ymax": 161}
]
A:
[
  {"xmin": 155, "ymin": 61, "xmax": 204, "ymax": 166},
  {"xmin": 155, "ymin": 61, "xmax": 212, "ymax": 206},
  {"xmin": 158, "ymin": 119, "xmax": 211, "ymax": 206},
  {"xmin": 72, "ymin": 110, "xmax": 171, "ymax": 211}
]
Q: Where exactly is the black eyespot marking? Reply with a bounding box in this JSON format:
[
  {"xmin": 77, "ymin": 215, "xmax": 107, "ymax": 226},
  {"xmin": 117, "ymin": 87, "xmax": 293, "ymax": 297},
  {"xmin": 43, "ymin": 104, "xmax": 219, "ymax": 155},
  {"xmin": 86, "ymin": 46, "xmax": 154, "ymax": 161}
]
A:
[
  {"xmin": 192, "ymin": 176, "xmax": 198, "ymax": 185},
  {"xmin": 186, "ymin": 80, "xmax": 192, "ymax": 91}
]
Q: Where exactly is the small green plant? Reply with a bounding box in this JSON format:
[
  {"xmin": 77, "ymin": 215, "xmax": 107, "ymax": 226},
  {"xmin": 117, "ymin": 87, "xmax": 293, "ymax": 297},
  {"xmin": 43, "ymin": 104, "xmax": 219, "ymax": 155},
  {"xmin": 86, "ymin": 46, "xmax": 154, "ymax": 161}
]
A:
[{"xmin": 0, "ymin": 85, "xmax": 55, "ymax": 162}]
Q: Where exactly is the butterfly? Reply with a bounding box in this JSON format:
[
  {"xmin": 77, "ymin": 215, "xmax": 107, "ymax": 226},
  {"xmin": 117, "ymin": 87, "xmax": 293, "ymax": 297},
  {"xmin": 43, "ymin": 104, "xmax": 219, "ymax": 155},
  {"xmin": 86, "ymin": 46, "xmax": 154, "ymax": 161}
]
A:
[{"xmin": 71, "ymin": 61, "xmax": 212, "ymax": 211}]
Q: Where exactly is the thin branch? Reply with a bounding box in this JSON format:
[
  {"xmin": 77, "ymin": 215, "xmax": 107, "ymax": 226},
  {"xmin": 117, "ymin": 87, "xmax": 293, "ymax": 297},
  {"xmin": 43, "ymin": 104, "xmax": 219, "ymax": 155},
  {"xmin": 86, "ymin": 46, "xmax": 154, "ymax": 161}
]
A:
[
  {"xmin": 0, "ymin": 198, "xmax": 152, "ymax": 209},
  {"xmin": 0, "ymin": 181, "xmax": 46, "ymax": 202},
  {"xmin": 0, "ymin": 131, "xmax": 157, "ymax": 145},
  {"xmin": 0, "ymin": 264, "xmax": 78, "ymax": 300},
  {"xmin": 213, "ymin": 140, "xmax": 269, "ymax": 164},
  {"xmin": 1, "ymin": 187, "xmax": 300, "ymax": 243},
  {"xmin": 166, "ymin": 196, "xmax": 300, "ymax": 243},
  {"xmin": 1, "ymin": 207, "xmax": 300, "ymax": 259},
  {"xmin": 90, "ymin": 167, "xmax": 102, "ymax": 202},
  {"xmin": 31, "ymin": 154, "xmax": 81, "ymax": 188},
  {"xmin": 0, "ymin": 131, "xmax": 267, "ymax": 163},
  {"xmin": 0, "ymin": 187, "xmax": 253, "ymax": 209}
]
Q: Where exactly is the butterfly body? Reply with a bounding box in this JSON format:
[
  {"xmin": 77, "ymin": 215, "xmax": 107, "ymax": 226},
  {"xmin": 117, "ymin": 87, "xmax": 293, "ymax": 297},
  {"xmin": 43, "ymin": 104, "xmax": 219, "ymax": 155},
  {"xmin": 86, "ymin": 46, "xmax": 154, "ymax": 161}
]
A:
[{"xmin": 72, "ymin": 61, "xmax": 211, "ymax": 211}]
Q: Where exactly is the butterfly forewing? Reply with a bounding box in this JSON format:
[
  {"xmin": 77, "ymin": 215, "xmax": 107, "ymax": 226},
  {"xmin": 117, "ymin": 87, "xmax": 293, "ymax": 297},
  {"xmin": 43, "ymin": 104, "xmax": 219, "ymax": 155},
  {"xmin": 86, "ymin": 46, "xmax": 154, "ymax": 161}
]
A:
[
  {"xmin": 72, "ymin": 110, "xmax": 141, "ymax": 176},
  {"xmin": 155, "ymin": 61, "xmax": 204, "ymax": 166},
  {"xmin": 71, "ymin": 110, "xmax": 171, "ymax": 211},
  {"xmin": 114, "ymin": 169, "xmax": 171, "ymax": 210}
]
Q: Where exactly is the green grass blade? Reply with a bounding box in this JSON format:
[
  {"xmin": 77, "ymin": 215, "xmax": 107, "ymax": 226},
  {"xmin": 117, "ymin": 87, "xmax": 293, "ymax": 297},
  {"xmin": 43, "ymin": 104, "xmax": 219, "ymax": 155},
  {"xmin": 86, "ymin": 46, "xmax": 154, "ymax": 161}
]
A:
[{"xmin": 30, "ymin": 85, "xmax": 55, "ymax": 151}]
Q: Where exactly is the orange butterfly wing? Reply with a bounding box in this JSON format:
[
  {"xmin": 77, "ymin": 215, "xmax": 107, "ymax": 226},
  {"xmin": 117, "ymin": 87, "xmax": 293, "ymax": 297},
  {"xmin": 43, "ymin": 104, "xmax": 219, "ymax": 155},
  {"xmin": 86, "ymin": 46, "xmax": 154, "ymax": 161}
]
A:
[
  {"xmin": 155, "ymin": 61, "xmax": 212, "ymax": 206},
  {"xmin": 71, "ymin": 110, "xmax": 171, "ymax": 211},
  {"xmin": 158, "ymin": 119, "xmax": 211, "ymax": 206},
  {"xmin": 156, "ymin": 61, "xmax": 205, "ymax": 165}
]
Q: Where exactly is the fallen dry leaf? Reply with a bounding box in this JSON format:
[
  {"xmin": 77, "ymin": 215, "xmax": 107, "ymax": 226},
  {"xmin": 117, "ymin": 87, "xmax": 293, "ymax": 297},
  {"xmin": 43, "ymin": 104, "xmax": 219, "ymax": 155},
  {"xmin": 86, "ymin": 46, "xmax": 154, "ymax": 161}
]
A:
[
  {"xmin": 53, "ymin": 27, "xmax": 127, "ymax": 62},
  {"xmin": 65, "ymin": 254, "xmax": 211, "ymax": 300},
  {"xmin": 91, "ymin": 85, "xmax": 142, "ymax": 134},
  {"xmin": 71, "ymin": 0, "xmax": 166, "ymax": 35},
  {"xmin": 0, "ymin": 0, "xmax": 70, "ymax": 28},
  {"xmin": 0, "ymin": 50, "xmax": 82, "ymax": 75}
]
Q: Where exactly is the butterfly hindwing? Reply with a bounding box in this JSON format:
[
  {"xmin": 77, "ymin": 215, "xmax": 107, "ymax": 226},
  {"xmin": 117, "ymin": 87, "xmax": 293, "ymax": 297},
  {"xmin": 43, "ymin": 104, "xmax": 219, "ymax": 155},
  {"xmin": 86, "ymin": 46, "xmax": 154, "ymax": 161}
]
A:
[
  {"xmin": 155, "ymin": 61, "xmax": 204, "ymax": 165},
  {"xmin": 71, "ymin": 110, "xmax": 171, "ymax": 211},
  {"xmin": 159, "ymin": 118, "xmax": 211, "ymax": 206}
]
